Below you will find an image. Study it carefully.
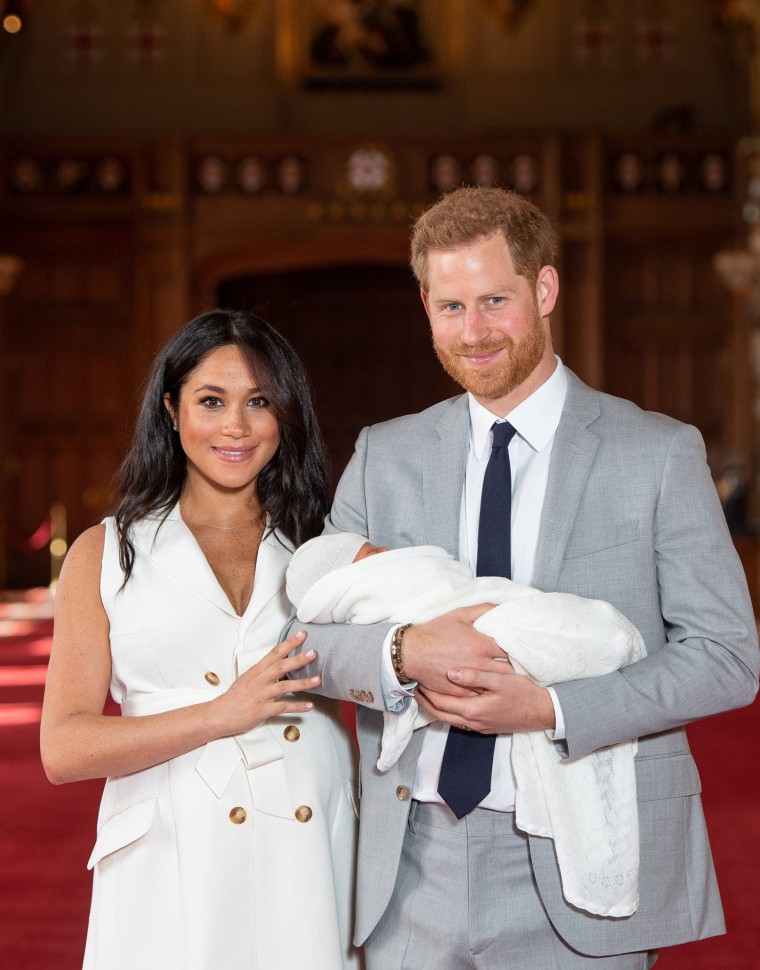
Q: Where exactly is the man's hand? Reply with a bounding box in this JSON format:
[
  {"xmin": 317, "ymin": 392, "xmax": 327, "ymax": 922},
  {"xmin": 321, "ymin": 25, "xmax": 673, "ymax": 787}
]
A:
[
  {"xmin": 400, "ymin": 604, "xmax": 499, "ymax": 695},
  {"xmin": 416, "ymin": 658, "xmax": 556, "ymax": 734}
]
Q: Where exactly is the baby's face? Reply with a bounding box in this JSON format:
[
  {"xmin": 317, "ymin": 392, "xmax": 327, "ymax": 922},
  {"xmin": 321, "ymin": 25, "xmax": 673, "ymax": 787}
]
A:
[{"xmin": 353, "ymin": 541, "xmax": 389, "ymax": 562}]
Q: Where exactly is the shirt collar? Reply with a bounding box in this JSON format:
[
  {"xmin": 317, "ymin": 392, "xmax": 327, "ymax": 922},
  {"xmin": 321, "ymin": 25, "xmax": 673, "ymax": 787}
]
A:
[{"xmin": 468, "ymin": 357, "xmax": 568, "ymax": 459}]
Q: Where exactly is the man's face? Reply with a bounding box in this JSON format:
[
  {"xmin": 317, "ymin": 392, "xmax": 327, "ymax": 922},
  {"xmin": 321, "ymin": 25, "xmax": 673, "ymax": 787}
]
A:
[{"xmin": 421, "ymin": 233, "xmax": 558, "ymax": 414}]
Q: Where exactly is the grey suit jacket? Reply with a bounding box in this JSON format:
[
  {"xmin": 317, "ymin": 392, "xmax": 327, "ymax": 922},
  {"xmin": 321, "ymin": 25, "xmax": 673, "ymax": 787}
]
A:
[{"xmin": 297, "ymin": 370, "xmax": 759, "ymax": 954}]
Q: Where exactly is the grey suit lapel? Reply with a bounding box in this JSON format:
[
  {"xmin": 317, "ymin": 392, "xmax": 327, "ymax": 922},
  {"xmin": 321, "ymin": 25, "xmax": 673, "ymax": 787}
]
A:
[
  {"xmin": 533, "ymin": 371, "xmax": 601, "ymax": 591},
  {"xmin": 422, "ymin": 395, "xmax": 469, "ymax": 556}
]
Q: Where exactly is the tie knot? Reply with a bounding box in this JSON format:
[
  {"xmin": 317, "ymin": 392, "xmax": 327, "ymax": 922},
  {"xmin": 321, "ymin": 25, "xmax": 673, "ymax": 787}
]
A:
[{"xmin": 491, "ymin": 421, "xmax": 516, "ymax": 450}]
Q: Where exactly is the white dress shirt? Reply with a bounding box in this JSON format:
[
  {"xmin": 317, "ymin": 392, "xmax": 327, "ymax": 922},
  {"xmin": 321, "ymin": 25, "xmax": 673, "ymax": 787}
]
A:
[{"xmin": 381, "ymin": 358, "xmax": 568, "ymax": 811}]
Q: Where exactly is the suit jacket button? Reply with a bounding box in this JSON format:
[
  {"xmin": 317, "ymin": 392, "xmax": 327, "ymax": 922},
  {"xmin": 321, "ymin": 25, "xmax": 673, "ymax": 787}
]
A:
[
  {"xmin": 348, "ymin": 687, "xmax": 375, "ymax": 704},
  {"xmin": 349, "ymin": 689, "xmax": 374, "ymax": 703},
  {"xmin": 229, "ymin": 807, "xmax": 247, "ymax": 824},
  {"xmin": 396, "ymin": 786, "xmax": 410, "ymax": 801},
  {"xmin": 295, "ymin": 805, "xmax": 313, "ymax": 823},
  {"xmin": 284, "ymin": 725, "xmax": 300, "ymax": 742},
  {"xmin": 204, "ymin": 671, "xmax": 220, "ymax": 686}
]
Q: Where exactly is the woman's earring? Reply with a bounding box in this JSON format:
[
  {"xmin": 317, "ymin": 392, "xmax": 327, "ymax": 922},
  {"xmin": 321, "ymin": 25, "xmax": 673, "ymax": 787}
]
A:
[{"xmin": 173, "ymin": 422, "xmax": 178, "ymax": 431}]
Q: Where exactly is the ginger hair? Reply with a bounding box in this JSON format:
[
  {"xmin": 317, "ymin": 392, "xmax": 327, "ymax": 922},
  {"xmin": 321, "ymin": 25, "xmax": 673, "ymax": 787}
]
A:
[{"xmin": 410, "ymin": 186, "xmax": 558, "ymax": 291}]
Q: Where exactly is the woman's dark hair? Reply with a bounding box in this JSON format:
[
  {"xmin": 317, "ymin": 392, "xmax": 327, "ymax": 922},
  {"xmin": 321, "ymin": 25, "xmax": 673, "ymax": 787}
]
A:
[{"xmin": 114, "ymin": 309, "xmax": 329, "ymax": 580}]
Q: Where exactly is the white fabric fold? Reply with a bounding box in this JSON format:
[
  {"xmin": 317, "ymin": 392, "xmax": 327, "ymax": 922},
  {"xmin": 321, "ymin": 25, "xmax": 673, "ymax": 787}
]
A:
[
  {"xmin": 291, "ymin": 544, "xmax": 645, "ymax": 917},
  {"xmin": 122, "ymin": 689, "xmax": 293, "ymax": 818}
]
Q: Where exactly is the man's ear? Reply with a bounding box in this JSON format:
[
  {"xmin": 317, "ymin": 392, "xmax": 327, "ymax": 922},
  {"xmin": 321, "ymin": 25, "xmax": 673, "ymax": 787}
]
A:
[
  {"xmin": 536, "ymin": 266, "xmax": 559, "ymax": 317},
  {"xmin": 420, "ymin": 288, "xmax": 431, "ymax": 320}
]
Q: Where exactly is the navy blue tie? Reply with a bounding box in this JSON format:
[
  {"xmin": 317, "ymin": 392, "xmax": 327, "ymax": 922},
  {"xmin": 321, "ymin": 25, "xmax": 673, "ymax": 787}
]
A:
[{"xmin": 437, "ymin": 421, "xmax": 516, "ymax": 819}]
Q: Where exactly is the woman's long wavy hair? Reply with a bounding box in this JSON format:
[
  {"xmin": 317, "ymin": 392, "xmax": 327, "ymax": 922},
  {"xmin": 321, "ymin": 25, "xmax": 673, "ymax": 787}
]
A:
[{"xmin": 113, "ymin": 309, "xmax": 329, "ymax": 581}]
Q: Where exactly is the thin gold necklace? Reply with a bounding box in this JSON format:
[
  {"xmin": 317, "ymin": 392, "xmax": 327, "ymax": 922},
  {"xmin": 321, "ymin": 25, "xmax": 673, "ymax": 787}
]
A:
[{"xmin": 183, "ymin": 512, "xmax": 264, "ymax": 534}]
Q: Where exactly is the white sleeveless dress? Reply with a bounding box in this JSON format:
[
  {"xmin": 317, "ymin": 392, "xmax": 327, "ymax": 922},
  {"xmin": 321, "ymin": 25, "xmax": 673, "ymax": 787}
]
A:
[{"xmin": 83, "ymin": 507, "xmax": 361, "ymax": 970}]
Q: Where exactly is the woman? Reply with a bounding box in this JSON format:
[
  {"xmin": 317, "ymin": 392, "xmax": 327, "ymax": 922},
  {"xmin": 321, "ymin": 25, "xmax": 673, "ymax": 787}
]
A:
[{"xmin": 41, "ymin": 310, "xmax": 361, "ymax": 970}]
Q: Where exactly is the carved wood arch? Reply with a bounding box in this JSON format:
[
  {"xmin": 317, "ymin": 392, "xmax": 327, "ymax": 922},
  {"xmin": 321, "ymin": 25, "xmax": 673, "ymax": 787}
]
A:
[{"xmin": 193, "ymin": 232, "xmax": 412, "ymax": 309}]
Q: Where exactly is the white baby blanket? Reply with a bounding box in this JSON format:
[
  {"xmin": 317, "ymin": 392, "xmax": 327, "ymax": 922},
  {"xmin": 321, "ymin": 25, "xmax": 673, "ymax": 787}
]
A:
[{"xmin": 292, "ymin": 545, "xmax": 646, "ymax": 917}]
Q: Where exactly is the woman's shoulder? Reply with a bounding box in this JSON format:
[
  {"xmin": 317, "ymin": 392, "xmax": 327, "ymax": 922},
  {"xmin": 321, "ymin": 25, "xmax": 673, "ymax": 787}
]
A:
[
  {"xmin": 106, "ymin": 506, "xmax": 177, "ymax": 547},
  {"xmin": 69, "ymin": 523, "xmax": 107, "ymax": 560},
  {"xmin": 56, "ymin": 524, "xmax": 107, "ymax": 596}
]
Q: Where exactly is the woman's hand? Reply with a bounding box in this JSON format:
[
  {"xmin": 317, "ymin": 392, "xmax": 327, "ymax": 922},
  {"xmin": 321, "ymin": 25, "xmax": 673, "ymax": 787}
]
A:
[{"xmin": 210, "ymin": 631, "xmax": 321, "ymax": 736}]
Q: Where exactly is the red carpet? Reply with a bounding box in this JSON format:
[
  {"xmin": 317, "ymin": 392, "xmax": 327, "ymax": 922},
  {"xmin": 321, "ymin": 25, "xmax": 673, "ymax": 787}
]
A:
[{"xmin": 0, "ymin": 593, "xmax": 758, "ymax": 969}]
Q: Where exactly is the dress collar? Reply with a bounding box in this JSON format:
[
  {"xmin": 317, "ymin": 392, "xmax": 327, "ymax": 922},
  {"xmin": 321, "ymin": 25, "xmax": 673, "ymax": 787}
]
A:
[{"xmin": 130, "ymin": 503, "xmax": 292, "ymax": 622}]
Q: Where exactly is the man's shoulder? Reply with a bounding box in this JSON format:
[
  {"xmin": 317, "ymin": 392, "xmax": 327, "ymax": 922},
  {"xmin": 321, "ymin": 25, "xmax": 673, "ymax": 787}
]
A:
[
  {"xmin": 364, "ymin": 394, "xmax": 467, "ymax": 442},
  {"xmin": 566, "ymin": 370, "xmax": 700, "ymax": 445},
  {"xmin": 597, "ymin": 389, "xmax": 685, "ymax": 430}
]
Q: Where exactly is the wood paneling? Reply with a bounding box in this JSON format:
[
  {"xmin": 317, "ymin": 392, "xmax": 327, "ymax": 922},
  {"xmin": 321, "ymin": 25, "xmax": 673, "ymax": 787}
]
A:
[
  {"xmin": 3, "ymin": 248, "xmax": 134, "ymax": 587},
  {"xmin": 0, "ymin": 131, "xmax": 745, "ymax": 585},
  {"xmin": 604, "ymin": 238, "xmax": 734, "ymax": 464}
]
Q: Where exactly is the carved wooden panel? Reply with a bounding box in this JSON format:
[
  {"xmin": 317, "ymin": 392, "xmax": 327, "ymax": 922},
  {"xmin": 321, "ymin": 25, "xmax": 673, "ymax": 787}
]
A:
[{"xmin": 603, "ymin": 236, "xmax": 733, "ymax": 464}]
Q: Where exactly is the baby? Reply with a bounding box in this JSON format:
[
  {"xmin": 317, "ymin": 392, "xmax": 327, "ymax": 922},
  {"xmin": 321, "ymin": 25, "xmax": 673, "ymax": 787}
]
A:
[{"xmin": 287, "ymin": 533, "xmax": 646, "ymax": 919}]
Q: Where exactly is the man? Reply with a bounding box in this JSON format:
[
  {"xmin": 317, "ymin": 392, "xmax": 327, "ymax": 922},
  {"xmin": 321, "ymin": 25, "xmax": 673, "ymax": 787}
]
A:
[{"xmin": 296, "ymin": 187, "xmax": 759, "ymax": 969}]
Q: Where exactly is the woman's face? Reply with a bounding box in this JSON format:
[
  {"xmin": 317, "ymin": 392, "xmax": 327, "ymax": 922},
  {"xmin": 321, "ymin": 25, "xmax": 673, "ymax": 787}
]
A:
[{"xmin": 164, "ymin": 344, "xmax": 281, "ymax": 497}]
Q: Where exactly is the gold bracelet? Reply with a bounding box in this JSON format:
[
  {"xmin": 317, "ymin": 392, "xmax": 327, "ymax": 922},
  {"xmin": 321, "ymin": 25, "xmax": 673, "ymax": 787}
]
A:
[{"xmin": 390, "ymin": 623, "xmax": 414, "ymax": 685}]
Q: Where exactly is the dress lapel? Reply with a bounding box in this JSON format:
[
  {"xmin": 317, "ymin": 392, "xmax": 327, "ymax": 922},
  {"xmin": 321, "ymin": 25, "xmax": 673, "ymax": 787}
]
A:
[
  {"xmin": 131, "ymin": 505, "xmax": 239, "ymax": 618},
  {"xmin": 533, "ymin": 371, "xmax": 601, "ymax": 592},
  {"xmin": 133, "ymin": 506, "xmax": 292, "ymax": 623},
  {"xmin": 241, "ymin": 528, "xmax": 292, "ymax": 625},
  {"xmin": 423, "ymin": 396, "xmax": 469, "ymax": 557}
]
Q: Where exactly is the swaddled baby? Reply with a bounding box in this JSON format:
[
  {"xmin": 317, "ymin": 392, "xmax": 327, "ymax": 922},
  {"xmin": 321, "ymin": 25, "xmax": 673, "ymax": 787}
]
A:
[{"xmin": 287, "ymin": 533, "xmax": 646, "ymax": 919}]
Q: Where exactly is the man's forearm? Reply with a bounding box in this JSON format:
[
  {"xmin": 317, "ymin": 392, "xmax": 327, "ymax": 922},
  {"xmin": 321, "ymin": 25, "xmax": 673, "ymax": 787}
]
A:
[{"xmin": 286, "ymin": 616, "xmax": 393, "ymax": 712}]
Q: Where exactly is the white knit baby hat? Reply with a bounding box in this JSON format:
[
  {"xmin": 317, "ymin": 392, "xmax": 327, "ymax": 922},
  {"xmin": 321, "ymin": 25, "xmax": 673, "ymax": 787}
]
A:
[{"xmin": 286, "ymin": 533, "xmax": 368, "ymax": 608}]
